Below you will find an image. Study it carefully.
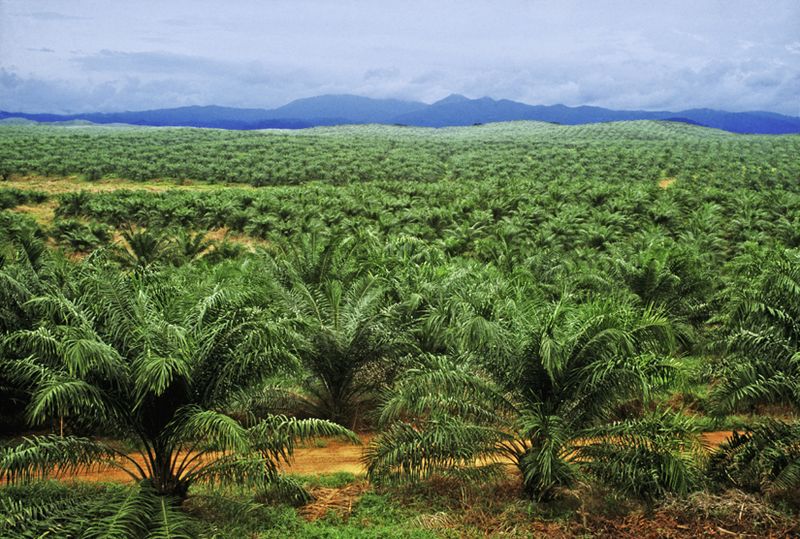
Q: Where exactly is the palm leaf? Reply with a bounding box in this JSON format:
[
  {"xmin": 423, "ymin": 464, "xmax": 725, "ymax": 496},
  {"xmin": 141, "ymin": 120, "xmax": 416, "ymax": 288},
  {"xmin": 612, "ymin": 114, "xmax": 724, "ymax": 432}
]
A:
[{"xmin": 0, "ymin": 435, "xmax": 116, "ymax": 483}]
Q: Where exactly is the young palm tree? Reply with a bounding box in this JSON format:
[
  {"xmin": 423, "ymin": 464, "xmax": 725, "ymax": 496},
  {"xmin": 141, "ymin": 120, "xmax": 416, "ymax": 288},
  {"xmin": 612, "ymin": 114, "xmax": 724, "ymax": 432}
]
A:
[
  {"xmin": 613, "ymin": 239, "xmax": 712, "ymax": 349},
  {"xmin": 416, "ymin": 262, "xmax": 523, "ymax": 358},
  {"xmin": 367, "ymin": 299, "xmax": 701, "ymax": 501},
  {"xmin": 711, "ymin": 249, "xmax": 800, "ymax": 414},
  {"xmin": 278, "ymin": 273, "xmax": 409, "ymax": 429},
  {"xmin": 272, "ymin": 232, "xmax": 361, "ymax": 288},
  {"xmin": 0, "ymin": 221, "xmax": 46, "ymax": 333},
  {"xmin": 709, "ymin": 249, "xmax": 800, "ymax": 496},
  {"xmin": 1, "ymin": 217, "xmax": 55, "ymax": 432},
  {"xmin": 173, "ymin": 230, "xmax": 214, "ymax": 265},
  {"xmin": 113, "ymin": 228, "xmax": 172, "ymax": 269},
  {"xmin": 0, "ymin": 267, "xmax": 356, "ymax": 536},
  {"xmin": 257, "ymin": 233, "xmax": 411, "ymax": 429}
]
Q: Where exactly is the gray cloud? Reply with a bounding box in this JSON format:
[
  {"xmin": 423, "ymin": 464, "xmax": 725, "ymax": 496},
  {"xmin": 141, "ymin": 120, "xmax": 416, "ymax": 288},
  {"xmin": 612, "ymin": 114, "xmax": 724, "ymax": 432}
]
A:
[
  {"xmin": 74, "ymin": 50, "xmax": 233, "ymax": 75},
  {"xmin": 25, "ymin": 11, "xmax": 90, "ymax": 21},
  {"xmin": 1, "ymin": 0, "xmax": 798, "ymax": 115}
]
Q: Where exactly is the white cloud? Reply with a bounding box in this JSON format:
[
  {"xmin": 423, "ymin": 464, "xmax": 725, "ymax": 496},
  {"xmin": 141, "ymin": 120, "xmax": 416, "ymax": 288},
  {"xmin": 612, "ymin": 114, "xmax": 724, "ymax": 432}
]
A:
[{"xmin": 0, "ymin": 0, "xmax": 798, "ymax": 114}]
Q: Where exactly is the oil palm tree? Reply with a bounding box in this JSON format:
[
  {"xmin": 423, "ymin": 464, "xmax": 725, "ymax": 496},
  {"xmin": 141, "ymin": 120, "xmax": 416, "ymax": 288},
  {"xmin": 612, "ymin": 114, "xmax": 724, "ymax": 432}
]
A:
[
  {"xmin": 113, "ymin": 228, "xmax": 172, "ymax": 269},
  {"xmin": 613, "ymin": 239, "xmax": 712, "ymax": 349},
  {"xmin": 173, "ymin": 230, "xmax": 214, "ymax": 265},
  {"xmin": 259, "ymin": 233, "xmax": 411, "ymax": 429},
  {"xmin": 0, "ymin": 267, "xmax": 356, "ymax": 537},
  {"xmin": 278, "ymin": 273, "xmax": 409, "ymax": 429},
  {"xmin": 0, "ymin": 216, "xmax": 54, "ymax": 432},
  {"xmin": 709, "ymin": 249, "xmax": 800, "ymax": 496},
  {"xmin": 409, "ymin": 260, "xmax": 524, "ymax": 358},
  {"xmin": 711, "ymin": 249, "xmax": 800, "ymax": 414},
  {"xmin": 367, "ymin": 299, "xmax": 700, "ymax": 501}
]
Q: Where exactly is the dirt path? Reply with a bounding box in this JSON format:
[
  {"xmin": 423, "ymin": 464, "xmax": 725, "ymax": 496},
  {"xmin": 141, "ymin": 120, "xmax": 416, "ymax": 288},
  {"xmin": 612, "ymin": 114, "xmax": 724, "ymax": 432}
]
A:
[
  {"xmin": 52, "ymin": 437, "xmax": 367, "ymax": 484},
  {"xmin": 49, "ymin": 432, "xmax": 732, "ymax": 485},
  {"xmin": 698, "ymin": 430, "xmax": 733, "ymax": 447}
]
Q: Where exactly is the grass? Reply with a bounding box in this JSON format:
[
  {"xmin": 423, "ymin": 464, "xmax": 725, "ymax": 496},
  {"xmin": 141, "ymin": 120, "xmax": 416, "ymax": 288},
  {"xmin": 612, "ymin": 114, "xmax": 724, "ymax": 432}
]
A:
[
  {"xmin": 187, "ymin": 480, "xmax": 439, "ymax": 538},
  {"xmin": 293, "ymin": 472, "xmax": 359, "ymax": 489},
  {"xmin": 10, "ymin": 200, "xmax": 58, "ymax": 224},
  {"xmin": 3, "ymin": 472, "xmax": 798, "ymax": 537}
]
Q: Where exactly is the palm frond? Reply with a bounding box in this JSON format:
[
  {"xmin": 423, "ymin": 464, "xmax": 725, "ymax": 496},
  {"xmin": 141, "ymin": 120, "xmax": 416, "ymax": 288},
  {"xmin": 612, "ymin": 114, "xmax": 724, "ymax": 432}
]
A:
[
  {"xmin": 248, "ymin": 415, "xmax": 359, "ymax": 465},
  {"xmin": 579, "ymin": 410, "xmax": 703, "ymax": 500},
  {"xmin": 378, "ymin": 355, "xmax": 514, "ymax": 426},
  {"xmin": 256, "ymin": 474, "xmax": 313, "ymax": 505},
  {"xmin": 0, "ymin": 435, "xmax": 116, "ymax": 483},
  {"xmin": 146, "ymin": 496, "xmax": 194, "ymax": 539},
  {"xmin": 132, "ymin": 352, "xmax": 192, "ymax": 401},
  {"xmin": 169, "ymin": 406, "xmax": 250, "ymax": 453},
  {"xmin": 365, "ymin": 418, "xmax": 506, "ymax": 485},
  {"xmin": 709, "ymin": 420, "xmax": 800, "ymax": 496},
  {"xmin": 186, "ymin": 454, "xmax": 278, "ymax": 489},
  {"xmin": 27, "ymin": 377, "xmax": 113, "ymax": 425},
  {"xmin": 84, "ymin": 484, "xmax": 159, "ymax": 539}
]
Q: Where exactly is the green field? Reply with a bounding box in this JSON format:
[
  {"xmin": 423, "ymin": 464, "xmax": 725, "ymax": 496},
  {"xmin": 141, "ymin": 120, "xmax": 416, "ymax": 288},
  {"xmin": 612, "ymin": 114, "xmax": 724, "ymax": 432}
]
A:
[{"xmin": 1, "ymin": 121, "xmax": 798, "ymax": 537}]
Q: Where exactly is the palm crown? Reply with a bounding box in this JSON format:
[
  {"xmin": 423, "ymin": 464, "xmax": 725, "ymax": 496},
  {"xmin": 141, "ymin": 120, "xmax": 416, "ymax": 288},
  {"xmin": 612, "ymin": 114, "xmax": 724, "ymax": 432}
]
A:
[
  {"xmin": 1, "ymin": 264, "xmax": 356, "ymax": 509},
  {"xmin": 367, "ymin": 297, "xmax": 700, "ymax": 500}
]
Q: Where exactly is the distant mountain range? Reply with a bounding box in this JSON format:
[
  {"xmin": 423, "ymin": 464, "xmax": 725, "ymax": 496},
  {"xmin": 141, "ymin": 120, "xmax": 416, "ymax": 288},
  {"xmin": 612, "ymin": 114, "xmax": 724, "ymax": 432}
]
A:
[{"xmin": 3, "ymin": 94, "xmax": 800, "ymax": 134}]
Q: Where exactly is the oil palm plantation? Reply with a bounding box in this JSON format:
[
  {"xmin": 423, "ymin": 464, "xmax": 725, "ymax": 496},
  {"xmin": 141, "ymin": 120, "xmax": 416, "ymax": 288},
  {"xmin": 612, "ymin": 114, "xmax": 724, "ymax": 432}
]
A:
[
  {"xmin": 367, "ymin": 298, "xmax": 701, "ymax": 501},
  {"xmin": 0, "ymin": 266, "xmax": 356, "ymax": 537}
]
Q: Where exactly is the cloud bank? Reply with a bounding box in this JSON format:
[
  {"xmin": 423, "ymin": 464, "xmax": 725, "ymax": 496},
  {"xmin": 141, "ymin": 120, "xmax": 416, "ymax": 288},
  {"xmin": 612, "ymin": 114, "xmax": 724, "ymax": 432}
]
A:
[{"xmin": 1, "ymin": 0, "xmax": 798, "ymax": 115}]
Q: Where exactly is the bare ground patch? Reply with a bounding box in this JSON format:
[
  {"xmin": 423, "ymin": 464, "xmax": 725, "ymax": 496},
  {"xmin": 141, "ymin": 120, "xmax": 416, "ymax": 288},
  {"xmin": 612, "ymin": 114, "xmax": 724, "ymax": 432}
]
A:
[
  {"xmin": 11, "ymin": 200, "xmax": 58, "ymax": 225},
  {"xmin": 3, "ymin": 174, "xmax": 253, "ymax": 195},
  {"xmin": 299, "ymin": 480, "xmax": 370, "ymax": 522},
  {"xmin": 659, "ymin": 177, "xmax": 677, "ymax": 189}
]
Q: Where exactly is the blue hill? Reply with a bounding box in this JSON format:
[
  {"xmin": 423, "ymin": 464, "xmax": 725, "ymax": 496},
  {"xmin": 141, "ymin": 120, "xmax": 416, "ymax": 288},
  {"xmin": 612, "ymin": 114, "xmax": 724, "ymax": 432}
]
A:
[{"xmin": 2, "ymin": 95, "xmax": 799, "ymax": 134}]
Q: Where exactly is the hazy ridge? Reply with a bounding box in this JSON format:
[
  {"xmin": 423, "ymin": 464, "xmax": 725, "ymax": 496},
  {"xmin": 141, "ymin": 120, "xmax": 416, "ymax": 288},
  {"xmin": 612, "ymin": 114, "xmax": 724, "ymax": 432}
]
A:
[{"xmin": 3, "ymin": 94, "xmax": 800, "ymax": 134}]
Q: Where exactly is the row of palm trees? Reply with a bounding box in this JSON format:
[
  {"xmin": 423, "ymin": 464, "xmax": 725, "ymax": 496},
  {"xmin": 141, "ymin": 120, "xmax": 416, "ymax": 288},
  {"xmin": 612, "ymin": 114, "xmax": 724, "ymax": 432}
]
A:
[
  {"xmin": 7, "ymin": 121, "xmax": 797, "ymax": 187},
  {"xmin": 1, "ymin": 230, "xmax": 798, "ymax": 536}
]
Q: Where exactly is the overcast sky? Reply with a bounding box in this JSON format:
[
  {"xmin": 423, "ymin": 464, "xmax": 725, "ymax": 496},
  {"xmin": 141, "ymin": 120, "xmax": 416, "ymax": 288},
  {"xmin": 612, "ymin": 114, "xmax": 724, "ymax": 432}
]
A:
[{"xmin": 1, "ymin": 0, "xmax": 798, "ymax": 114}]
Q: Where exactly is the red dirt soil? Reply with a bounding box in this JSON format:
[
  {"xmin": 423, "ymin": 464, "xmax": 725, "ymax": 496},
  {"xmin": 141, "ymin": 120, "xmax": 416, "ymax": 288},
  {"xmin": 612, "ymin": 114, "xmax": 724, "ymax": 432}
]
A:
[
  {"xmin": 49, "ymin": 432, "xmax": 732, "ymax": 484},
  {"xmin": 699, "ymin": 430, "xmax": 734, "ymax": 448}
]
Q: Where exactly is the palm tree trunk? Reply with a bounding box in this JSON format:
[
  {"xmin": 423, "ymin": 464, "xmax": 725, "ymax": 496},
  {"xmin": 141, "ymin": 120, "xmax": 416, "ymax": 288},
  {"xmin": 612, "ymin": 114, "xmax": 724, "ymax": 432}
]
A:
[{"xmin": 149, "ymin": 442, "xmax": 189, "ymax": 499}]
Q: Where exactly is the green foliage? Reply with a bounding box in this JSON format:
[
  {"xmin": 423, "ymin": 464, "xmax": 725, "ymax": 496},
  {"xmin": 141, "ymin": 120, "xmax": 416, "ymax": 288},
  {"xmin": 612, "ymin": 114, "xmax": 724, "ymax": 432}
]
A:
[
  {"xmin": 367, "ymin": 299, "xmax": 701, "ymax": 501},
  {"xmin": 51, "ymin": 219, "xmax": 112, "ymax": 252},
  {"xmin": 707, "ymin": 248, "xmax": 800, "ymax": 497},
  {"xmin": 1, "ymin": 122, "xmax": 799, "ymax": 532},
  {"xmin": 0, "ymin": 264, "xmax": 357, "ymax": 532},
  {"xmin": 579, "ymin": 410, "xmax": 704, "ymax": 502},
  {"xmin": 113, "ymin": 227, "xmax": 173, "ymax": 269},
  {"xmin": 277, "ymin": 246, "xmax": 411, "ymax": 428},
  {"xmin": 709, "ymin": 421, "xmax": 800, "ymax": 498},
  {"xmin": 0, "ymin": 188, "xmax": 47, "ymax": 210},
  {"xmin": 710, "ymin": 248, "xmax": 800, "ymax": 415},
  {"xmin": 0, "ymin": 481, "xmax": 195, "ymax": 538}
]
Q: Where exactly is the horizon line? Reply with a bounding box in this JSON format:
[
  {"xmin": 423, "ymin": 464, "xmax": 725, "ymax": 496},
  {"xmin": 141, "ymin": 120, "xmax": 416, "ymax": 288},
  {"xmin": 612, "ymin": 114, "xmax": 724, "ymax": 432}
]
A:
[{"xmin": 3, "ymin": 93, "xmax": 798, "ymax": 119}]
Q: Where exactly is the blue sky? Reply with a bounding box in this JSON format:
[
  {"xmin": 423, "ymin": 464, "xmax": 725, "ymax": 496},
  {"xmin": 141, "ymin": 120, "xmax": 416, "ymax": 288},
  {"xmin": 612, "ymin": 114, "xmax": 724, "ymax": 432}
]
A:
[{"xmin": 1, "ymin": 0, "xmax": 798, "ymax": 114}]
